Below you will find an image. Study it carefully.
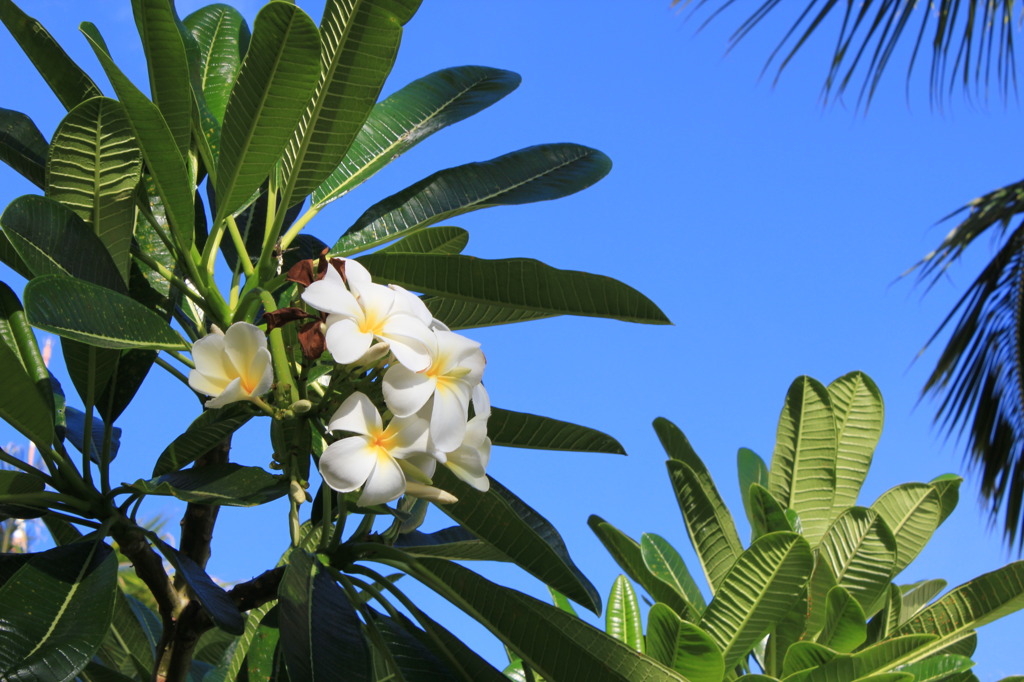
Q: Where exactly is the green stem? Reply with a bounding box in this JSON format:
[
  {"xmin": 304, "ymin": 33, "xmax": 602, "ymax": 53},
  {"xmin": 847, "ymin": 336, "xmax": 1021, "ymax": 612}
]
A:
[
  {"xmin": 165, "ymin": 349, "xmax": 196, "ymax": 370},
  {"xmin": 278, "ymin": 205, "xmax": 321, "ymax": 253},
  {"xmin": 259, "ymin": 290, "xmax": 299, "ymax": 404},
  {"xmin": 156, "ymin": 355, "xmax": 192, "ymax": 387},
  {"xmin": 0, "ymin": 448, "xmax": 50, "ymax": 480},
  {"xmin": 0, "ymin": 491, "xmax": 93, "ymax": 512},
  {"xmin": 82, "ymin": 348, "xmax": 96, "ymax": 488},
  {"xmin": 131, "ymin": 245, "xmax": 210, "ymax": 311},
  {"xmin": 225, "ymin": 215, "xmax": 255, "ymax": 278}
]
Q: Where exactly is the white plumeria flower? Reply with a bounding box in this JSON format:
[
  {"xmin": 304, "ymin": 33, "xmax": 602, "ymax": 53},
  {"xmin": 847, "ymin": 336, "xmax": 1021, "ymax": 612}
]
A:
[
  {"xmin": 445, "ymin": 414, "xmax": 491, "ymax": 492},
  {"xmin": 382, "ymin": 330, "xmax": 485, "ymax": 453},
  {"xmin": 188, "ymin": 323, "xmax": 273, "ymax": 408},
  {"xmin": 301, "ymin": 260, "xmax": 433, "ymax": 371},
  {"xmin": 319, "ymin": 392, "xmax": 431, "ymax": 507}
]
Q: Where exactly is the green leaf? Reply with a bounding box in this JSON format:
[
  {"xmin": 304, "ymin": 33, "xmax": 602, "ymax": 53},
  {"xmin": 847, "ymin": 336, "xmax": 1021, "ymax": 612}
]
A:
[
  {"xmin": 422, "ymin": 295, "xmax": 556, "ymax": 329},
  {"xmin": 0, "ymin": 107, "xmax": 47, "ymax": 188},
  {"xmin": 311, "ymin": 65, "xmax": 520, "ymax": 207},
  {"xmin": 486, "ymin": 407, "xmax": 625, "ymax": 454},
  {"xmin": 64, "ymin": 406, "xmax": 121, "ymax": 463},
  {"xmin": 738, "ymin": 446, "xmax": 769, "ymax": 529},
  {"xmin": 0, "ymin": 540, "xmax": 117, "ymax": 681},
  {"xmin": 698, "ymin": 531, "xmax": 814, "ymax": 670},
  {"xmin": 655, "ymin": 417, "xmax": 744, "ymax": 593},
  {"xmin": 279, "ymin": 550, "xmax": 370, "ymax": 681},
  {"xmin": 432, "ymin": 468, "xmax": 600, "ymax": 614},
  {"xmin": 81, "ymin": 23, "xmax": 195, "ymax": 250},
  {"xmin": 281, "ymin": 0, "xmax": 420, "ymax": 203},
  {"xmin": 95, "ymin": 590, "xmax": 155, "ymax": 679},
  {"xmin": 214, "ymin": 2, "xmax": 320, "ymax": 220},
  {"xmin": 749, "ymin": 482, "xmax": 793, "ymax": 539},
  {"xmin": 183, "ymin": 4, "xmax": 250, "ymax": 123},
  {"xmin": 45, "ymin": 97, "xmax": 142, "ymax": 284},
  {"xmin": 394, "ymin": 526, "xmax": 510, "ymax": 561},
  {"xmin": 404, "ymin": 607, "xmax": 509, "ymax": 682},
  {"xmin": 827, "ymin": 371, "xmax": 883, "ymax": 512},
  {"xmin": 334, "ymin": 143, "xmax": 613, "ymax": 253},
  {"xmin": 817, "ymin": 585, "xmax": 867, "ymax": 653},
  {"xmin": 641, "ymin": 532, "xmax": 707, "ymax": 614},
  {"xmin": 387, "ymin": 554, "xmax": 689, "ymax": 682},
  {"xmin": 898, "ymin": 579, "xmax": 947, "ymax": 624},
  {"xmin": 768, "ymin": 376, "xmax": 838, "ymax": 546},
  {"xmin": 587, "ymin": 515, "xmax": 694, "ymax": 619},
  {"xmin": 203, "ymin": 598, "xmax": 275, "ymax": 682},
  {"xmin": 131, "ymin": 0, "xmax": 193, "ymax": 157},
  {"xmin": 894, "ymin": 654, "xmax": 975, "ymax": 682},
  {"xmin": 606, "ymin": 575, "xmax": 644, "ymax": 653},
  {"xmin": 0, "ymin": 0, "xmax": 101, "ymax": 110},
  {"xmin": 645, "ymin": 603, "xmax": 724, "ymax": 682},
  {"xmin": 0, "ymin": 469, "xmax": 46, "ymax": 519},
  {"xmin": 364, "ymin": 607, "xmax": 469, "ymax": 682},
  {"xmin": 0, "ymin": 281, "xmax": 54, "ymax": 410},
  {"xmin": 849, "ymin": 634, "xmax": 940, "ymax": 676},
  {"xmin": 929, "ymin": 474, "xmax": 962, "ymax": 525},
  {"xmin": 358, "ymin": 252, "xmax": 670, "ymax": 325},
  {"xmin": 819, "ymin": 507, "xmax": 896, "ymax": 616},
  {"xmin": 150, "ymin": 536, "xmax": 244, "ymax": 635},
  {"xmin": 871, "ymin": 483, "xmax": 941, "ymax": 576},
  {"xmin": 152, "ymin": 403, "xmax": 254, "ymax": 476},
  {"xmin": 781, "ymin": 641, "xmax": 840, "ymax": 677},
  {"xmin": 24, "ymin": 274, "xmax": 188, "ymax": 350},
  {"xmin": 0, "ymin": 339, "xmax": 54, "ymax": 445},
  {"xmin": 377, "ymin": 226, "xmax": 469, "ymax": 255},
  {"xmin": 129, "ymin": 463, "xmax": 288, "ymax": 506}
]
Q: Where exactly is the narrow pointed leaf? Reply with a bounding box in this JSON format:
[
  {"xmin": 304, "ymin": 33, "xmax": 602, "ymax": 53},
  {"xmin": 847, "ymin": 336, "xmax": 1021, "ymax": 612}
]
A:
[
  {"xmin": 929, "ymin": 474, "xmax": 962, "ymax": 525},
  {"xmin": 486, "ymin": 407, "xmax": 625, "ymax": 454},
  {"xmin": 606, "ymin": 575, "xmax": 644, "ymax": 653},
  {"xmin": 282, "ymin": 0, "xmax": 420, "ymax": 202},
  {"xmin": 819, "ymin": 507, "xmax": 897, "ymax": 615},
  {"xmin": 64, "ymin": 406, "xmax": 121, "ymax": 464},
  {"xmin": 203, "ymin": 599, "xmax": 275, "ymax": 682},
  {"xmin": 0, "ymin": 108, "xmax": 47, "ymax": 188},
  {"xmin": 131, "ymin": 0, "xmax": 192, "ymax": 156},
  {"xmin": 738, "ymin": 446, "xmax": 769, "ymax": 528},
  {"xmin": 768, "ymin": 376, "xmax": 838, "ymax": 546},
  {"xmin": 358, "ymin": 252, "xmax": 670, "ymax": 324},
  {"xmin": 646, "ymin": 603, "xmax": 724, "ymax": 682},
  {"xmin": 129, "ymin": 463, "xmax": 288, "ymax": 506},
  {"xmin": 404, "ymin": 608, "xmax": 508, "ymax": 682},
  {"xmin": 184, "ymin": 4, "xmax": 250, "ymax": 123},
  {"xmin": 215, "ymin": 2, "xmax": 320, "ymax": 220},
  {"xmin": 24, "ymin": 274, "xmax": 188, "ymax": 350},
  {"xmin": 817, "ymin": 585, "xmax": 867, "ymax": 653},
  {"xmin": 394, "ymin": 526, "xmax": 508, "ymax": 561},
  {"xmin": 0, "ymin": 281, "xmax": 54, "ymax": 410},
  {"xmin": 698, "ymin": 531, "xmax": 813, "ymax": 670},
  {"xmin": 312, "ymin": 65, "xmax": 520, "ymax": 207},
  {"xmin": 898, "ymin": 579, "xmax": 947, "ymax": 623},
  {"xmin": 152, "ymin": 403, "xmax": 254, "ymax": 476},
  {"xmin": 95, "ymin": 590, "xmax": 155, "ymax": 678},
  {"xmin": 150, "ymin": 537, "xmax": 243, "ymax": 635},
  {"xmin": 828, "ymin": 371, "xmax": 883, "ymax": 512},
  {"xmin": 432, "ymin": 468, "xmax": 600, "ymax": 613},
  {"xmin": 0, "ymin": 341, "xmax": 54, "ymax": 445},
  {"xmin": 82, "ymin": 23, "xmax": 194, "ymax": 249},
  {"xmin": 377, "ymin": 226, "xmax": 469, "ymax": 255},
  {"xmin": 364, "ymin": 608, "xmax": 466, "ymax": 682},
  {"xmin": 641, "ymin": 532, "xmax": 707, "ymax": 613},
  {"xmin": 0, "ymin": 0, "xmax": 101, "ymax": 110},
  {"xmin": 334, "ymin": 143, "xmax": 612, "ymax": 253},
  {"xmin": 422, "ymin": 295, "xmax": 556, "ymax": 329},
  {"xmin": 871, "ymin": 484, "xmax": 941, "ymax": 575},
  {"xmin": 749, "ymin": 482, "xmax": 793, "ymax": 539},
  {"xmin": 46, "ymin": 97, "xmax": 142, "ymax": 284}
]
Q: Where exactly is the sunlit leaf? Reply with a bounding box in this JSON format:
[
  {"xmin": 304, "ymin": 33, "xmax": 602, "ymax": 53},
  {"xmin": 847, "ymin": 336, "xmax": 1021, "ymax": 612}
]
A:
[
  {"xmin": 486, "ymin": 407, "xmax": 625, "ymax": 454},
  {"xmin": 129, "ymin": 463, "xmax": 288, "ymax": 506}
]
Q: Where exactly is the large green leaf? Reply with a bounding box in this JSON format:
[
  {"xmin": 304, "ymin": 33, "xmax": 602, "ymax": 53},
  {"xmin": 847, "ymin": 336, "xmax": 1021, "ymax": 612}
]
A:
[
  {"xmin": 152, "ymin": 403, "xmax": 254, "ymax": 476},
  {"xmin": 394, "ymin": 526, "xmax": 509, "ymax": 562},
  {"xmin": 214, "ymin": 2, "xmax": 320, "ymax": 220},
  {"xmin": 641, "ymin": 532, "xmax": 707, "ymax": 613},
  {"xmin": 486, "ymin": 407, "xmax": 625, "ymax": 454},
  {"xmin": 384, "ymin": 554, "xmax": 689, "ymax": 682},
  {"xmin": 749, "ymin": 482, "xmax": 793, "ymax": 539},
  {"xmin": 0, "ymin": 540, "xmax": 117, "ymax": 681},
  {"xmin": 0, "ymin": 0, "xmax": 101, "ymax": 110},
  {"xmin": 738, "ymin": 446, "xmax": 769, "ymax": 530},
  {"xmin": 768, "ymin": 376, "xmax": 838, "ymax": 546},
  {"xmin": 587, "ymin": 515, "xmax": 694, "ymax": 619},
  {"xmin": 0, "ymin": 468, "xmax": 46, "ymax": 519},
  {"xmin": 646, "ymin": 603, "xmax": 724, "ymax": 682},
  {"xmin": 898, "ymin": 579, "xmax": 947, "ymax": 624},
  {"xmin": 312, "ymin": 65, "xmax": 520, "ymax": 207},
  {"xmin": 95, "ymin": 590, "xmax": 154, "ymax": 679},
  {"xmin": 129, "ymin": 463, "xmax": 288, "ymax": 506},
  {"xmin": 24, "ymin": 274, "xmax": 187, "ymax": 350},
  {"xmin": 818, "ymin": 507, "xmax": 897, "ymax": 615},
  {"xmin": 698, "ymin": 531, "xmax": 813, "ymax": 670},
  {"xmin": 827, "ymin": 371, "xmax": 883, "ymax": 512},
  {"xmin": 358, "ymin": 252, "xmax": 670, "ymax": 325},
  {"xmin": 816, "ymin": 585, "xmax": 867, "ymax": 653},
  {"xmin": 432, "ymin": 468, "xmax": 600, "ymax": 614},
  {"xmin": 334, "ymin": 143, "xmax": 612, "ymax": 254},
  {"xmin": 422, "ymin": 295, "xmax": 556, "ymax": 329},
  {"xmin": 606, "ymin": 575, "xmax": 644, "ymax": 653},
  {"xmin": 365, "ymin": 608, "xmax": 473, "ymax": 682},
  {"xmin": 82, "ymin": 23, "xmax": 195, "ymax": 250},
  {"xmin": 378, "ymin": 226, "xmax": 469, "ymax": 255},
  {"xmin": 929, "ymin": 474, "xmax": 962, "ymax": 525},
  {"xmin": 871, "ymin": 484, "xmax": 941, "ymax": 576},
  {"xmin": 150, "ymin": 537, "xmax": 244, "ymax": 635},
  {"xmin": 183, "ymin": 4, "xmax": 250, "ymax": 123},
  {"xmin": 281, "ymin": 0, "xmax": 420, "ymax": 203},
  {"xmin": 0, "ymin": 107, "xmax": 47, "ymax": 188},
  {"xmin": 0, "ymin": 339, "xmax": 55, "ymax": 445},
  {"xmin": 850, "ymin": 634, "xmax": 939, "ymax": 676},
  {"xmin": 45, "ymin": 98, "xmax": 141, "ymax": 284},
  {"xmin": 131, "ymin": 0, "xmax": 192, "ymax": 157},
  {"xmin": 279, "ymin": 550, "xmax": 370, "ymax": 681},
  {"xmin": 895, "ymin": 654, "xmax": 975, "ymax": 682},
  {"xmin": 0, "ymin": 281, "xmax": 54, "ymax": 410}
]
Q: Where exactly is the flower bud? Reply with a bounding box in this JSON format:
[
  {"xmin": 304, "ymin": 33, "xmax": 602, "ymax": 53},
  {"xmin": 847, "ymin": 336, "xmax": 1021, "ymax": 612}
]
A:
[{"xmin": 289, "ymin": 399, "xmax": 313, "ymax": 414}]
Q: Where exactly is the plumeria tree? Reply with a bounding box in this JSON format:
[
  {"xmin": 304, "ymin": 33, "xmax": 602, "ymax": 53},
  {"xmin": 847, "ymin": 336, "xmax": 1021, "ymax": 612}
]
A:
[{"xmin": 0, "ymin": 1, "xmax": 684, "ymax": 679}]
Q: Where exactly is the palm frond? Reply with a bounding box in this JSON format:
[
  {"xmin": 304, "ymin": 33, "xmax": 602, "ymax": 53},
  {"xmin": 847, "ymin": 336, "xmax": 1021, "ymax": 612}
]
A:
[{"xmin": 680, "ymin": 0, "xmax": 1022, "ymax": 108}]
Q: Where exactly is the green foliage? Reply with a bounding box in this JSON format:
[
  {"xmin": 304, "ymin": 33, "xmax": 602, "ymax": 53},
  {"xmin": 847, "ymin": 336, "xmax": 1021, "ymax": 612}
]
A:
[{"xmin": 589, "ymin": 372, "xmax": 1024, "ymax": 680}]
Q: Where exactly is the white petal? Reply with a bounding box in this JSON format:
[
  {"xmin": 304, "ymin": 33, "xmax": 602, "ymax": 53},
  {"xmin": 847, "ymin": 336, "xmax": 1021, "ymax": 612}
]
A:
[
  {"xmin": 390, "ymin": 285, "xmax": 433, "ymax": 325},
  {"xmin": 404, "ymin": 481, "xmax": 458, "ymax": 504},
  {"xmin": 324, "ymin": 317, "xmax": 374, "ymax": 364},
  {"xmin": 301, "ymin": 266, "xmax": 359, "ymax": 315},
  {"xmin": 341, "ymin": 258, "xmax": 373, "ymax": 290},
  {"xmin": 385, "ymin": 414, "xmax": 431, "ymax": 456},
  {"xmin": 357, "ymin": 452, "xmax": 406, "ymax": 506},
  {"xmin": 190, "ymin": 331, "xmax": 230, "ymax": 382},
  {"xmin": 223, "ymin": 322, "xmax": 266, "ymax": 373},
  {"xmin": 328, "ymin": 392, "xmax": 382, "ymax": 435},
  {"xmin": 247, "ymin": 348, "xmax": 274, "ymax": 396},
  {"xmin": 204, "ymin": 377, "xmax": 248, "ymax": 409},
  {"xmin": 429, "ymin": 386, "xmax": 470, "ymax": 453},
  {"xmin": 188, "ymin": 369, "xmax": 228, "ymax": 398},
  {"xmin": 383, "ymin": 364, "xmax": 435, "ymax": 417},
  {"xmin": 379, "ymin": 316, "xmax": 433, "ymax": 372},
  {"xmin": 402, "ymin": 452, "xmax": 438, "ymax": 479},
  {"xmin": 472, "ymin": 383, "xmax": 491, "ymax": 419},
  {"xmin": 319, "ymin": 436, "xmax": 376, "ymax": 492}
]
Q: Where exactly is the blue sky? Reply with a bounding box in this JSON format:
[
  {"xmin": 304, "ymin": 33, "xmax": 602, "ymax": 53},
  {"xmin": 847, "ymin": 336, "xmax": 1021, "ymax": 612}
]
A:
[{"xmin": 2, "ymin": 1, "xmax": 1023, "ymax": 678}]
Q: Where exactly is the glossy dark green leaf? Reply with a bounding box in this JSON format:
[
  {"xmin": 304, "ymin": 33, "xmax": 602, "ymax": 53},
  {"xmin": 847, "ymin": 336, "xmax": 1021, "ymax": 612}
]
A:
[
  {"xmin": 131, "ymin": 0, "xmax": 192, "ymax": 156},
  {"xmin": 278, "ymin": 550, "xmax": 370, "ymax": 681},
  {"xmin": 204, "ymin": 598, "xmax": 276, "ymax": 682},
  {"xmin": 82, "ymin": 23, "xmax": 195, "ymax": 250},
  {"xmin": 0, "ymin": 339, "xmax": 54, "ymax": 445},
  {"xmin": 0, "ymin": 281, "xmax": 54, "ymax": 410},
  {"xmin": 184, "ymin": 4, "xmax": 250, "ymax": 123},
  {"xmin": 129, "ymin": 463, "xmax": 287, "ymax": 506},
  {"xmin": 365, "ymin": 608, "xmax": 466, "ymax": 682},
  {"xmin": 394, "ymin": 525, "xmax": 508, "ymax": 561},
  {"xmin": 214, "ymin": 2, "xmax": 320, "ymax": 220},
  {"xmin": 24, "ymin": 274, "xmax": 187, "ymax": 350},
  {"xmin": 433, "ymin": 468, "xmax": 600, "ymax": 613},
  {"xmin": 312, "ymin": 65, "xmax": 520, "ymax": 207},
  {"xmin": 1, "ymin": 194, "xmax": 126, "ymax": 292},
  {"xmin": 0, "ymin": 540, "xmax": 117, "ymax": 681},
  {"xmin": 93, "ymin": 346, "xmax": 158, "ymax": 424},
  {"xmin": 358, "ymin": 252, "xmax": 670, "ymax": 325},
  {"xmin": 152, "ymin": 403, "xmax": 254, "ymax": 476},
  {"xmin": 64, "ymin": 406, "xmax": 121, "ymax": 464},
  {"xmin": 0, "ymin": 468, "xmax": 46, "ymax": 519},
  {"xmin": 606, "ymin": 575, "xmax": 643, "ymax": 653},
  {"xmin": 641, "ymin": 532, "xmax": 706, "ymax": 613},
  {"xmin": 79, "ymin": 660, "xmax": 139, "ymax": 682},
  {"xmin": 422, "ymin": 295, "xmax": 555, "ymax": 329},
  {"xmin": 0, "ymin": 0, "xmax": 101, "ymax": 110},
  {"xmin": 334, "ymin": 143, "xmax": 613, "ymax": 253},
  {"xmin": 282, "ymin": 0, "xmax": 420, "ymax": 203},
  {"xmin": 587, "ymin": 515, "xmax": 693, "ymax": 619},
  {"xmin": 0, "ymin": 107, "xmax": 47, "ymax": 188},
  {"xmin": 645, "ymin": 603, "xmax": 724, "ymax": 682},
  {"xmin": 377, "ymin": 226, "xmax": 469, "ymax": 255},
  {"xmin": 486, "ymin": 407, "xmax": 625, "ymax": 454},
  {"xmin": 150, "ymin": 537, "xmax": 244, "ymax": 635},
  {"xmin": 95, "ymin": 590, "xmax": 155, "ymax": 679},
  {"xmin": 404, "ymin": 607, "xmax": 508, "ymax": 682}
]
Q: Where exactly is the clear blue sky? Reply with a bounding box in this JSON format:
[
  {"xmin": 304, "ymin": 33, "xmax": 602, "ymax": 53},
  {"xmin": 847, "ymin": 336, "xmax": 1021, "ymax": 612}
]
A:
[{"xmin": 2, "ymin": 1, "xmax": 1022, "ymax": 678}]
